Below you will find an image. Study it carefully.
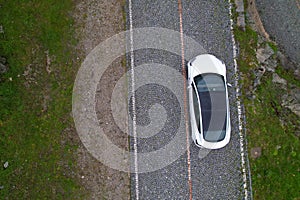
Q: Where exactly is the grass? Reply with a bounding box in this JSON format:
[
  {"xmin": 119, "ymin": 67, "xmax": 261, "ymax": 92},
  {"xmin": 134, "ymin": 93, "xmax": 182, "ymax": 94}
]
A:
[
  {"xmin": 245, "ymin": 74, "xmax": 300, "ymax": 199},
  {"xmin": 0, "ymin": 0, "xmax": 86, "ymax": 198},
  {"xmin": 233, "ymin": 6, "xmax": 300, "ymax": 200}
]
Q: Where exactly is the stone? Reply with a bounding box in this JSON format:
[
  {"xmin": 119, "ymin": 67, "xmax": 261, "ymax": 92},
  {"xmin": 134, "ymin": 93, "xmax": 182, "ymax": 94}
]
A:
[
  {"xmin": 277, "ymin": 51, "xmax": 297, "ymax": 71},
  {"xmin": 0, "ymin": 56, "xmax": 6, "ymax": 64},
  {"xmin": 235, "ymin": 0, "xmax": 246, "ymax": 30},
  {"xmin": 0, "ymin": 56, "xmax": 8, "ymax": 74},
  {"xmin": 272, "ymin": 73, "xmax": 287, "ymax": 86},
  {"xmin": 0, "ymin": 63, "xmax": 8, "ymax": 74},
  {"xmin": 246, "ymin": 93, "xmax": 256, "ymax": 100},
  {"xmin": 253, "ymin": 66, "xmax": 266, "ymax": 88},
  {"xmin": 0, "ymin": 25, "xmax": 3, "ymax": 34},
  {"xmin": 294, "ymin": 69, "xmax": 300, "ymax": 80},
  {"xmin": 251, "ymin": 147, "xmax": 262, "ymax": 159},
  {"xmin": 237, "ymin": 15, "xmax": 246, "ymax": 30},
  {"xmin": 282, "ymin": 87, "xmax": 300, "ymax": 117},
  {"xmin": 256, "ymin": 44, "xmax": 274, "ymax": 63},
  {"xmin": 235, "ymin": 0, "xmax": 245, "ymax": 13},
  {"xmin": 3, "ymin": 161, "xmax": 8, "ymax": 169},
  {"xmin": 277, "ymin": 51, "xmax": 287, "ymax": 66},
  {"xmin": 257, "ymin": 35, "xmax": 265, "ymax": 46},
  {"xmin": 264, "ymin": 58, "xmax": 277, "ymax": 72}
]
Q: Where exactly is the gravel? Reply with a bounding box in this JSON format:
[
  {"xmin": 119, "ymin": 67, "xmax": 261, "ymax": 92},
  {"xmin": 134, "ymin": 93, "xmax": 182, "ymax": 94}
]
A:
[
  {"xmin": 127, "ymin": 0, "xmax": 249, "ymax": 199},
  {"xmin": 74, "ymin": 0, "xmax": 130, "ymax": 199},
  {"xmin": 127, "ymin": 1, "xmax": 189, "ymax": 196},
  {"xmin": 255, "ymin": 0, "xmax": 300, "ymax": 63}
]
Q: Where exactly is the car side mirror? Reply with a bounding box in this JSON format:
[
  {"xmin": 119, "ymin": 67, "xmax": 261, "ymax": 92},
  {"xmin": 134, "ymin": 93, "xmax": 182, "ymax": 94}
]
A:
[{"xmin": 227, "ymin": 83, "xmax": 232, "ymax": 87}]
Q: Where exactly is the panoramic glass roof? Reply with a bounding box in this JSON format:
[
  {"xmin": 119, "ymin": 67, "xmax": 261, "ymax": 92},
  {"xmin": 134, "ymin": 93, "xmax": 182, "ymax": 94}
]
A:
[{"xmin": 194, "ymin": 73, "xmax": 227, "ymax": 142}]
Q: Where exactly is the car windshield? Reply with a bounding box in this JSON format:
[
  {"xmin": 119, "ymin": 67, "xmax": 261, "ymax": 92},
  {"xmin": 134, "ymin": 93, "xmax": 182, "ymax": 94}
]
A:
[{"xmin": 194, "ymin": 73, "xmax": 227, "ymax": 142}]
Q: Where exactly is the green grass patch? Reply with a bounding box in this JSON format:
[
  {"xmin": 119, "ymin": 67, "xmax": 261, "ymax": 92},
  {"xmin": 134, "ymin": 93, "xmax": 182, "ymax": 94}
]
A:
[
  {"xmin": 276, "ymin": 65, "xmax": 300, "ymax": 88},
  {"xmin": 244, "ymin": 74, "xmax": 300, "ymax": 199},
  {"xmin": 233, "ymin": 3, "xmax": 300, "ymax": 199},
  {"xmin": 267, "ymin": 41, "xmax": 278, "ymax": 54},
  {"xmin": 0, "ymin": 0, "xmax": 86, "ymax": 198},
  {"xmin": 234, "ymin": 26, "xmax": 258, "ymax": 90},
  {"xmin": 234, "ymin": 26, "xmax": 258, "ymax": 73}
]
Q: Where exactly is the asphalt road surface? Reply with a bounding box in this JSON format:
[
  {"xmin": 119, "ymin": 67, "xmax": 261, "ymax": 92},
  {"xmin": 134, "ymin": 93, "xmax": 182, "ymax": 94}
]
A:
[{"xmin": 126, "ymin": 0, "xmax": 251, "ymax": 199}]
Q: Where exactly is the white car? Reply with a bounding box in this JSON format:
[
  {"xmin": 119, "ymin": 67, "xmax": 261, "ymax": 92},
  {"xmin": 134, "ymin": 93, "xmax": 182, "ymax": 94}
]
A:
[{"xmin": 187, "ymin": 54, "xmax": 231, "ymax": 149}]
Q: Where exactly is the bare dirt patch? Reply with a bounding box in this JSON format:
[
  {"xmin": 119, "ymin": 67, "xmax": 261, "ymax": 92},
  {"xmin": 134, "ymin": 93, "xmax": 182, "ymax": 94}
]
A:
[
  {"xmin": 73, "ymin": 0, "xmax": 130, "ymax": 199},
  {"xmin": 247, "ymin": 0, "xmax": 270, "ymax": 41}
]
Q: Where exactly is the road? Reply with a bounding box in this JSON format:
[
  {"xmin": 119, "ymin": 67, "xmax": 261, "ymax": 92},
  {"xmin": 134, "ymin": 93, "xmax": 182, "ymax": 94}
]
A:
[{"xmin": 126, "ymin": 0, "xmax": 251, "ymax": 199}]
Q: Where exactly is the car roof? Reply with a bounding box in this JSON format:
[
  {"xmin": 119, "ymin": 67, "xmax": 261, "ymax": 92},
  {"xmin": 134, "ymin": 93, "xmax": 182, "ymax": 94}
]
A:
[{"xmin": 194, "ymin": 74, "xmax": 227, "ymax": 142}]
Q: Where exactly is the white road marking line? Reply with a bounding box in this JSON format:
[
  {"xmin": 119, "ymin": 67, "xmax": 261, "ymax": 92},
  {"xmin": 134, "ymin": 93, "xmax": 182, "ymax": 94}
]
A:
[
  {"xmin": 177, "ymin": 0, "xmax": 193, "ymax": 199},
  {"xmin": 228, "ymin": 1, "xmax": 251, "ymax": 199},
  {"xmin": 128, "ymin": 0, "xmax": 139, "ymax": 199}
]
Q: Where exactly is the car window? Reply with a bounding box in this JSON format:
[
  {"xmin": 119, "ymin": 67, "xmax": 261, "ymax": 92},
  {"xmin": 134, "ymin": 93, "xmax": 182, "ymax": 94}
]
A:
[
  {"xmin": 192, "ymin": 84, "xmax": 200, "ymax": 130},
  {"xmin": 194, "ymin": 73, "xmax": 227, "ymax": 142},
  {"xmin": 194, "ymin": 74, "xmax": 225, "ymax": 93}
]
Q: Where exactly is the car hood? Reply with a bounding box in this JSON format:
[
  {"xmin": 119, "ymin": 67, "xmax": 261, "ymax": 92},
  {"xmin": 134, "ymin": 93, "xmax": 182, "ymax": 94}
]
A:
[{"xmin": 188, "ymin": 54, "xmax": 226, "ymax": 78}]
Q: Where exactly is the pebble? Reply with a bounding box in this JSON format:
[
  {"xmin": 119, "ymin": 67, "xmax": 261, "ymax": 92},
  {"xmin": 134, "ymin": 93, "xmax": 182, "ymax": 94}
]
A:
[{"xmin": 3, "ymin": 161, "xmax": 8, "ymax": 169}]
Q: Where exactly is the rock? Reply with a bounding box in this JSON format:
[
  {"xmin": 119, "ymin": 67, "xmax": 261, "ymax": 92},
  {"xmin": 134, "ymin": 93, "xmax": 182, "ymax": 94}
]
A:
[
  {"xmin": 257, "ymin": 35, "xmax": 265, "ymax": 46},
  {"xmin": 276, "ymin": 51, "xmax": 300, "ymax": 80},
  {"xmin": 0, "ymin": 56, "xmax": 6, "ymax": 64},
  {"xmin": 277, "ymin": 51, "xmax": 297, "ymax": 71},
  {"xmin": 256, "ymin": 44, "xmax": 274, "ymax": 63},
  {"xmin": 264, "ymin": 58, "xmax": 277, "ymax": 72},
  {"xmin": 282, "ymin": 87, "xmax": 300, "ymax": 117},
  {"xmin": 253, "ymin": 66, "xmax": 266, "ymax": 88},
  {"xmin": 251, "ymin": 147, "xmax": 262, "ymax": 159},
  {"xmin": 277, "ymin": 51, "xmax": 288, "ymax": 66},
  {"xmin": 235, "ymin": 0, "xmax": 246, "ymax": 30},
  {"xmin": 3, "ymin": 161, "xmax": 8, "ymax": 169},
  {"xmin": 235, "ymin": 0, "xmax": 245, "ymax": 13},
  {"xmin": 237, "ymin": 15, "xmax": 246, "ymax": 30},
  {"xmin": 0, "ymin": 185, "xmax": 3, "ymax": 190},
  {"xmin": 0, "ymin": 25, "xmax": 3, "ymax": 34},
  {"xmin": 272, "ymin": 73, "xmax": 287, "ymax": 87},
  {"xmin": 294, "ymin": 69, "xmax": 300, "ymax": 80},
  {"xmin": 0, "ymin": 63, "xmax": 8, "ymax": 74},
  {"xmin": 0, "ymin": 56, "xmax": 8, "ymax": 74},
  {"xmin": 246, "ymin": 93, "xmax": 256, "ymax": 100}
]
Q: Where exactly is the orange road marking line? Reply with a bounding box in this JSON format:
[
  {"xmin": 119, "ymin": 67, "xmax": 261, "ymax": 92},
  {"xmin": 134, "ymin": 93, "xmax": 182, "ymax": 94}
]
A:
[{"xmin": 178, "ymin": 0, "xmax": 193, "ymax": 200}]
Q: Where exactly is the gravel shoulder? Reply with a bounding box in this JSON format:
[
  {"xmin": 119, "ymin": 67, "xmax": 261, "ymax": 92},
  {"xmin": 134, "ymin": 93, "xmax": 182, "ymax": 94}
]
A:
[{"xmin": 74, "ymin": 0, "xmax": 130, "ymax": 199}]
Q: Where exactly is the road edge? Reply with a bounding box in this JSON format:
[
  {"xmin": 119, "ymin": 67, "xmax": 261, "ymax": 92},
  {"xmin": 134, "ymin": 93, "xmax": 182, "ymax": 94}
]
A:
[{"xmin": 230, "ymin": 1, "xmax": 253, "ymax": 199}]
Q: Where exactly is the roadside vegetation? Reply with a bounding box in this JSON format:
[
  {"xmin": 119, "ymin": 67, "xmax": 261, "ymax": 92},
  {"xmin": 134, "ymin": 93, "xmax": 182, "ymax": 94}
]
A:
[
  {"xmin": 0, "ymin": 1, "xmax": 86, "ymax": 198},
  {"xmin": 233, "ymin": 2, "xmax": 300, "ymax": 199}
]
